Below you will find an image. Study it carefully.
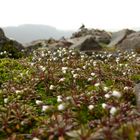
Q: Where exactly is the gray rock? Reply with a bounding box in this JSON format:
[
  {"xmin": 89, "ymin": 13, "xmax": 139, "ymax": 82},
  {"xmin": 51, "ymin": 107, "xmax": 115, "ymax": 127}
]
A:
[
  {"xmin": 0, "ymin": 28, "xmax": 5, "ymax": 38},
  {"xmin": 117, "ymin": 31, "xmax": 140, "ymax": 51},
  {"xmin": 70, "ymin": 35, "xmax": 102, "ymax": 51},
  {"xmin": 71, "ymin": 28, "xmax": 111, "ymax": 44},
  {"xmin": 108, "ymin": 29, "xmax": 134, "ymax": 47},
  {"xmin": 134, "ymin": 83, "xmax": 140, "ymax": 112},
  {"xmin": 26, "ymin": 38, "xmax": 72, "ymax": 52}
]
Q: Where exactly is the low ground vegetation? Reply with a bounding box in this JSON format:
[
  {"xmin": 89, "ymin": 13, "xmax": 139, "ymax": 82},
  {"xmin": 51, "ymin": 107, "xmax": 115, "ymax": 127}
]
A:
[{"xmin": 0, "ymin": 48, "xmax": 140, "ymax": 140}]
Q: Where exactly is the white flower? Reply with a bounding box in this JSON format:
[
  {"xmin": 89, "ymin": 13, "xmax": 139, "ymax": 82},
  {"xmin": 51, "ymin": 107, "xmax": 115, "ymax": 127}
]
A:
[
  {"xmin": 125, "ymin": 64, "xmax": 128, "ymax": 67},
  {"xmin": 35, "ymin": 100, "xmax": 43, "ymax": 105},
  {"xmin": 76, "ymin": 68, "xmax": 81, "ymax": 71},
  {"xmin": 30, "ymin": 63, "xmax": 34, "ymax": 66},
  {"xmin": 59, "ymin": 78, "xmax": 65, "ymax": 82},
  {"xmin": 15, "ymin": 90, "xmax": 22, "ymax": 94},
  {"xmin": 62, "ymin": 67, "xmax": 68, "ymax": 71},
  {"xmin": 103, "ymin": 86, "xmax": 109, "ymax": 92},
  {"xmin": 42, "ymin": 105, "xmax": 49, "ymax": 112},
  {"xmin": 124, "ymin": 86, "xmax": 129, "ymax": 91},
  {"xmin": 102, "ymin": 103, "xmax": 107, "ymax": 109},
  {"xmin": 62, "ymin": 70, "xmax": 67, "ymax": 74},
  {"xmin": 62, "ymin": 58, "xmax": 66, "ymax": 62},
  {"xmin": 83, "ymin": 65, "xmax": 87, "ymax": 69},
  {"xmin": 3, "ymin": 51, "xmax": 7, "ymax": 54},
  {"xmin": 57, "ymin": 96, "xmax": 63, "ymax": 103},
  {"xmin": 48, "ymin": 51, "xmax": 51, "ymax": 54},
  {"xmin": 73, "ymin": 74, "xmax": 78, "ymax": 79},
  {"xmin": 93, "ymin": 61, "xmax": 97, "ymax": 66},
  {"xmin": 123, "ymin": 72, "xmax": 126, "ymax": 75},
  {"xmin": 53, "ymin": 57, "xmax": 58, "ymax": 61},
  {"xmin": 32, "ymin": 137, "xmax": 40, "ymax": 140},
  {"xmin": 104, "ymin": 93, "xmax": 111, "ymax": 99},
  {"xmin": 91, "ymin": 72, "xmax": 95, "ymax": 76},
  {"xmin": 88, "ymin": 77, "xmax": 93, "ymax": 81},
  {"xmin": 88, "ymin": 105, "xmax": 94, "ymax": 110},
  {"xmin": 110, "ymin": 107, "xmax": 117, "ymax": 115},
  {"xmin": 49, "ymin": 85, "xmax": 55, "ymax": 90},
  {"xmin": 58, "ymin": 104, "xmax": 65, "ymax": 111},
  {"xmin": 112, "ymin": 90, "xmax": 121, "ymax": 98},
  {"xmin": 66, "ymin": 96, "xmax": 72, "ymax": 100},
  {"xmin": 72, "ymin": 52, "xmax": 75, "ymax": 55},
  {"xmin": 94, "ymin": 83, "xmax": 100, "ymax": 87},
  {"xmin": 107, "ymin": 54, "xmax": 112, "ymax": 58},
  {"xmin": 4, "ymin": 98, "xmax": 8, "ymax": 104},
  {"xmin": 39, "ymin": 65, "xmax": 46, "ymax": 71},
  {"xmin": 71, "ymin": 70, "xmax": 75, "ymax": 74}
]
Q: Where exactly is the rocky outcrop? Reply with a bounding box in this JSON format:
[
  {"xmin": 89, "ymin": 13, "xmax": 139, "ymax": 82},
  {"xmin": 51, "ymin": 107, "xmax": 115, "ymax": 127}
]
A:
[
  {"xmin": 134, "ymin": 83, "xmax": 140, "ymax": 112},
  {"xmin": 108, "ymin": 29, "xmax": 135, "ymax": 47},
  {"xmin": 0, "ymin": 28, "xmax": 5, "ymax": 38},
  {"xmin": 0, "ymin": 28, "xmax": 24, "ymax": 58},
  {"xmin": 71, "ymin": 28, "xmax": 111, "ymax": 44},
  {"xmin": 26, "ymin": 38, "xmax": 72, "ymax": 52},
  {"xmin": 70, "ymin": 35, "xmax": 102, "ymax": 51},
  {"xmin": 117, "ymin": 31, "xmax": 140, "ymax": 52}
]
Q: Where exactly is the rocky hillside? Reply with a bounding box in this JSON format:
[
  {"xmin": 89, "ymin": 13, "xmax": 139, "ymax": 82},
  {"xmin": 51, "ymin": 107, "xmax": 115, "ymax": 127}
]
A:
[
  {"xmin": 0, "ymin": 26, "xmax": 140, "ymax": 58},
  {"xmin": 0, "ymin": 28, "xmax": 24, "ymax": 58}
]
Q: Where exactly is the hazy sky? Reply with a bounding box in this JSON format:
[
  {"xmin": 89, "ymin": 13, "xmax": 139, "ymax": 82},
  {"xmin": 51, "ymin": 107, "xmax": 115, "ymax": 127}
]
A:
[{"xmin": 0, "ymin": 0, "xmax": 140, "ymax": 30}]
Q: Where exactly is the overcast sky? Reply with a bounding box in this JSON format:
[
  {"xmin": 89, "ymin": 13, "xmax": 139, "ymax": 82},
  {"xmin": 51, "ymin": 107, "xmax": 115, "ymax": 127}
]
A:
[{"xmin": 0, "ymin": 0, "xmax": 140, "ymax": 30}]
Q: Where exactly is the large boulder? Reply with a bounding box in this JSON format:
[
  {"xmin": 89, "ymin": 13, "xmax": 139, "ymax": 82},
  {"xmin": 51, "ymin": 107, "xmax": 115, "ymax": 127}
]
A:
[
  {"xmin": 0, "ymin": 28, "xmax": 24, "ymax": 58},
  {"xmin": 0, "ymin": 28, "xmax": 5, "ymax": 38},
  {"xmin": 134, "ymin": 83, "xmax": 140, "ymax": 112},
  {"xmin": 108, "ymin": 29, "xmax": 135, "ymax": 47},
  {"xmin": 70, "ymin": 35, "xmax": 102, "ymax": 51},
  {"xmin": 71, "ymin": 28, "xmax": 111, "ymax": 44},
  {"xmin": 117, "ymin": 31, "xmax": 140, "ymax": 52}
]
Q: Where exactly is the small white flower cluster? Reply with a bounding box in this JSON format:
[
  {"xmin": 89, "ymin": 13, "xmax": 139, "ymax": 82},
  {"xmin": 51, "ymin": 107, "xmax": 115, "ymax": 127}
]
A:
[
  {"xmin": 59, "ymin": 78, "xmax": 65, "ymax": 82},
  {"xmin": 104, "ymin": 90, "xmax": 121, "ymax": 99},
  {"xmin": 102, "ymin": 103, "xmax": 117, "ymax": 115},
  {"xmin": 42, "ymin": 105, "xmax": 49, "ymax": 112},
  {"xmin": 110, "ymin": 106, "xmax": 117, "ymax": 115},
  {"xmin": 58, "ymin": 103, "xmax": 65, "ymax": 111},
  {"xmin": 103, "ymin": 86, "xmax": 109, "ymax": 92},
  {"xmin": 35, "ymin": 100, "xmax": 43, "ymax": 105},
  {"xmin": 0, "ymin": 51, "xmax": 7, "ymax": 55},
  {"xmin": 49, "ymin": 85, "xmax": 55, "ymax": 90},
  {"xmin": 57, "ymin": 95, "xmax": 63, "ymax": 103},
  {"xmin": 112, "ymin": 90, "xmax": 121, "ymax": 98},
  {"xmin": 91, "ymin": 72, "xmax": 96, "ymax": 76},
  {"xmin": 32, "ymin": 137, "xmax": 40, "ymax": 140},
  {"xmin": 62, "ymin": 67, "xmax": 68, "ymax": 74},
  {"xmin": 35, "ymin": 99, "xmax": 50, "ymax": 112},
  {"xmin": 94, "ymin": 83, "xmax": 100, "ymax": 87},
  {"xmin": 88, "ymin": 105, "xmax": 94, "ymax": 110},
  {"xmin": 39, "ymin": 65, "xmax": 46, "ymax": 71},
  {"xmin": 4, "ymin": 98, "xmax": 8, "ymax": 104},
  {"xmin": 73, "ymin": 73, "xmax": 79, "ymax": 79}
]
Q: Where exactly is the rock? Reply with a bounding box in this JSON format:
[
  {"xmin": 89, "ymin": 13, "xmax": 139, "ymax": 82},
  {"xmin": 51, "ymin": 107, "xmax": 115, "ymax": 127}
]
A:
[
  {"xmin": 0, "ymin": 28, "xmax": 24, "ymax": 58},
  {"xmin": 117, "ymin": 31, "xmax": 140, "ymax": 52},
  {"xmin": 26, "ymin": 38, "xmax": 72, "ymax": 52},
  {"xmin": 134, "ymin": 83, "xmax": 140, "ymax": 112},
  {"xmin": 0, "ymin": 28, "xmax": 5, "ymax": 38},
  {"xmin": 71, "ymin": 28, "xmax": 111, "ymax": 44},
  {"xmin": 70, "ymin": 35, "xmax": 102, "ymax": 51},
  {"xmin": 108, "ymin": 29, "xmax": 135, "ymax": 47}
]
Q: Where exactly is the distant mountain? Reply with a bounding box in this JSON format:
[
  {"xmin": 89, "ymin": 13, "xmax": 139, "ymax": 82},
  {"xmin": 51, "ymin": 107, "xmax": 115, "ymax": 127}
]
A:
[{"xmin": 3, "ymin": 24, "xmax": 74, "ymax": 44}]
